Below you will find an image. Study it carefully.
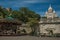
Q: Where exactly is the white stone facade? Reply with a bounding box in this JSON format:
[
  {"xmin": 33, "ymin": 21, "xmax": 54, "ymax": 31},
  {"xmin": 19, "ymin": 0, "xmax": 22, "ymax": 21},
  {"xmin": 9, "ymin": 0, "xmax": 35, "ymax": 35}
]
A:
[
  {"xmin": 39, "ymin": 5, "xmax": 60, "ymax": 35},
  {"xmin": 40, "ymin": 24, "xmax": 60, "ymax": 34}
]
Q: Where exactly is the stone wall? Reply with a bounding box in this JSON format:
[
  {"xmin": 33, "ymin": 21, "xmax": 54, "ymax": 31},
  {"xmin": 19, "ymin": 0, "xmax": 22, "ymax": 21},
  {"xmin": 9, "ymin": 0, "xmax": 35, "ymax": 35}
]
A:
[
  {"xmin": 19, "ymin": 27, "xmax": 32, "ymax": 34},
  {"xmin": 39, "ymin": 24, "xmax": 60, "ymax": 35}
]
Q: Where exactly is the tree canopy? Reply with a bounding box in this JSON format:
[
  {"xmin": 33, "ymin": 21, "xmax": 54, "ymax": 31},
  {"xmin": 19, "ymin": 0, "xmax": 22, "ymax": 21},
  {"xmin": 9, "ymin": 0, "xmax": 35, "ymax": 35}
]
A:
[
  {"xmin": 0, "ymin": 6, "xmax": 40, "ymax": 35},
  {"xmin": 0, "ymin": 6, "xmax": 40, "ymax": 25}
]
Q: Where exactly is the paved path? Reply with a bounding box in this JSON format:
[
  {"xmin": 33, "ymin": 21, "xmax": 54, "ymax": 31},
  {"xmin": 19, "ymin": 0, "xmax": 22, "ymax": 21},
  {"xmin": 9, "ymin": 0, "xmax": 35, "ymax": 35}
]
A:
[{"xmin": 0, "ymin": 36, "xmax": 60, "ymax": 40}]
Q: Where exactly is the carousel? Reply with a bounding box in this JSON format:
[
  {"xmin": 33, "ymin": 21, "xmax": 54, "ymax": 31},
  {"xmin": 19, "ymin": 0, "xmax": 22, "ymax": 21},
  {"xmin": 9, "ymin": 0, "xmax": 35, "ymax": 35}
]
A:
[{"xmin": 0, "ymin": 18, "xmax": 22, "ymax": 36}]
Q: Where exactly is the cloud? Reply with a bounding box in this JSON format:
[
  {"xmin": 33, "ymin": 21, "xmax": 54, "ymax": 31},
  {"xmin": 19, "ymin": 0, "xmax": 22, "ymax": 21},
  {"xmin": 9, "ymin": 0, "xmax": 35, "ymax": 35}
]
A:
[
  {"xmin": 11, "ymin": 0, "xmax": 50, "ymax": 7},
  {"xmin": 0, "ymin": 0, "xmax": 57, "ymax": 8},
  {"xmin": 21, "ymin": 0, "xmax": 50, "ymax": 4}
]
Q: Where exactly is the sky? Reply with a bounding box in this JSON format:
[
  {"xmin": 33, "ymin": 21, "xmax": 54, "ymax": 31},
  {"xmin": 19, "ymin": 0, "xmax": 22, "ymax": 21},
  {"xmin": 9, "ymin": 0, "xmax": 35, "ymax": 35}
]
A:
[{"xmin": 0, "ymin": 0, "xmax": 60, "ymax": 16}]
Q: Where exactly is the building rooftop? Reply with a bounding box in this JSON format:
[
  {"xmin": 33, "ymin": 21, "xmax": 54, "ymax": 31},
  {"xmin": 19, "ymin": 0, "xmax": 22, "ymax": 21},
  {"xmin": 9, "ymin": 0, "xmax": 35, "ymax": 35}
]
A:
[{"xmin": 0, "ymin": 18, "xmax": 22, "ymax": 25}]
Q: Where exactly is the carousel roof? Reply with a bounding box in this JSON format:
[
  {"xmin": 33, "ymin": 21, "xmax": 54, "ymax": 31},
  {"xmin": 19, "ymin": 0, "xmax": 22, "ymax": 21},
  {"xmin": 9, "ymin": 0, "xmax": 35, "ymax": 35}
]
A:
[{"xmin": 0, "ymin": 18, "xmax": 22, "ymax": 25}]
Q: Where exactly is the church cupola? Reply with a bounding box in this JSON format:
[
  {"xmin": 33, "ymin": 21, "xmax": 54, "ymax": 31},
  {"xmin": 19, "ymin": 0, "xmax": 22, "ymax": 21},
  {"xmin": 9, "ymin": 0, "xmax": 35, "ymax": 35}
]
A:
[
  {"xmin": 53, "ymin": 10, "xmax": 57, "ymax": 17},
  {"xmin": 48, "ymin": 4, "xmax": 53, "ymax": 13},
  {"xmin": 48, "ymin": 4, "xmax": 52, "ymax": 10},
  {"xmin": 45, "ymin": 4, "xmax": 58, "ymax": 19},
  {"xmin": 45, "ymin": 11, "xmax": 47, "ymax": 17},
  {"xmin": 53, "ymin": 10, "xmax": 55, "ymax": 13}
]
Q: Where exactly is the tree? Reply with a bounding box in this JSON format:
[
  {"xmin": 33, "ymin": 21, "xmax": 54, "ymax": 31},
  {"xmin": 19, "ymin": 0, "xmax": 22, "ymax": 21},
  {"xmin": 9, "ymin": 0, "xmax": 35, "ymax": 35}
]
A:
[
  {"xmin": 0, "ymin": 6, "xmax": 6, "ymax": 18},
  {"xmin": 19, "ymin": 7, "xmax": 40, "ymax": 35},
  {"xmin": 0, "ymin": 6, "xmax": 40, "ymax": 34}
]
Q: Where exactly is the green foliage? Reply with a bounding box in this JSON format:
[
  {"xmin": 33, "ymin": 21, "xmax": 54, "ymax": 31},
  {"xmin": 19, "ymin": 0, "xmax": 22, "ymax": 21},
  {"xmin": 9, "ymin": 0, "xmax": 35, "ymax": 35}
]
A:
[{"xmin": 0, "ymin": 6, "xmax": 40, "ymax": 30}]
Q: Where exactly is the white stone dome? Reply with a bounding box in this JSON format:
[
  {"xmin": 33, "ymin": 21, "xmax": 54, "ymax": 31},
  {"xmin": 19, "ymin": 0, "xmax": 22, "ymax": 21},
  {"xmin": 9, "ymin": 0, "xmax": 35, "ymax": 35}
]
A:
[
  {"xmin": 53, "ymin": 10, "xmax": 55, "ymax": 13},
  {"xmin": 45, "ymin": 11, "xmax": 47, "ymax": 14},
  {"xmin": 48, "ymin": 4, "xmax": 52, "ymax": 10}
]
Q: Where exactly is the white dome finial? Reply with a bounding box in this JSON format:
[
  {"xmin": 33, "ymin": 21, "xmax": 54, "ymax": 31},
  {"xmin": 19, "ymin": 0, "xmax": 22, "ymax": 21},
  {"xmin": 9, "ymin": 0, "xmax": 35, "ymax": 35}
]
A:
[{"xmin": 48, "ymin": 4, "xmax": 52, "ymax": 10}]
